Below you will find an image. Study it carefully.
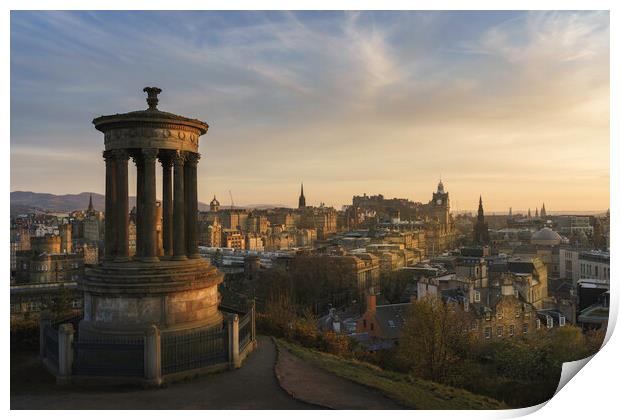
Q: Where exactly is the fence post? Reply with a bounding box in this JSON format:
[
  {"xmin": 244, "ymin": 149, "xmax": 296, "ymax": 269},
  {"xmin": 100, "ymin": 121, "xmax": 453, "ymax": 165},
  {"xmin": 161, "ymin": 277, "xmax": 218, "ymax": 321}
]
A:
[
  {"xmin": 251, "ymin": 299, "xmax": 257, "ymax": 347},
  {"xmin": 144, "ymin": 324, "xmax": 162, "ymax": 387},
  {"xmin": 57, "ymin": 323, "xmax": 74, "ymax": 385},
  {"xmin": 227, "ymin": 314, "xmax": 240, "ymax": 369},
  {"xmin": 39, "ymin": 310, "xmax": 51, "ymax": 360}
]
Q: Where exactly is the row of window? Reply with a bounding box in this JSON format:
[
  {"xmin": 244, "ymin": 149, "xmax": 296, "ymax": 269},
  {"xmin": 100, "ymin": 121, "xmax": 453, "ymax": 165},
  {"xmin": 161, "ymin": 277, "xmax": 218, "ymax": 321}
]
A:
[
  {"xmin": 580, "ymin": 263, "xmax": 610, "ymax": 279},
  {"xmin": 484, "ymin": 324, "xmax": 526, "ymax": 339}
]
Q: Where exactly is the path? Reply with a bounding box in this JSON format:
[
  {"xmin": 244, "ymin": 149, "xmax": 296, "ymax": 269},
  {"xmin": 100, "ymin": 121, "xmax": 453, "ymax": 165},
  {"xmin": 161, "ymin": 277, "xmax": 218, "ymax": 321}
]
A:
[
  {"xmin": 275, "ymin": 342, "xmax": 403, "ymax": 409},
  {"xmin": 11, "ymin": 336, "xmax": 315, "ymax": 410}
]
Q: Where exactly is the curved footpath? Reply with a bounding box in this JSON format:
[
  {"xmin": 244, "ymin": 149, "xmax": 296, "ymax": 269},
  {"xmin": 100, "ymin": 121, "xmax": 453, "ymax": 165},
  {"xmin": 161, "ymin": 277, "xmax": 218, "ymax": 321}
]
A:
[
  {"xmin": 11, "ymin": 336, "xmax": 314, "ymax": 410},
  {"xmin": 274, "ymin": 340, "xmax": 403, "ymax": 409}
]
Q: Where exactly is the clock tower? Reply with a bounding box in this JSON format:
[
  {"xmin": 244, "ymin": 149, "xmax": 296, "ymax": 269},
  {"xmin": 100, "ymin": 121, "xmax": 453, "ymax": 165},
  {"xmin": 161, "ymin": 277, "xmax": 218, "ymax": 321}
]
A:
[{"xmin": 431, "ymin": 179, "xmax": 450, "ymax": 227}]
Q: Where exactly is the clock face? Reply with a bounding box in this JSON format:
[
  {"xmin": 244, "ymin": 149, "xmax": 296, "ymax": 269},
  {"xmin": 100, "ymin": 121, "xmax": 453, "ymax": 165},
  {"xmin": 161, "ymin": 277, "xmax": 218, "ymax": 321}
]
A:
[{"xmin": 437, "ymin": 199, "xmax": 442, "ymax": 205}]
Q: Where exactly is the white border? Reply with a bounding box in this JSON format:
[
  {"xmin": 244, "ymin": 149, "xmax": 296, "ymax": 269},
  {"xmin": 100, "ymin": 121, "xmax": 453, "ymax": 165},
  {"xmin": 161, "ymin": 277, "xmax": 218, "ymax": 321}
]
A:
[{"xmin": 3, "ymin": 2, "xmax": 617, "ymax": 420}]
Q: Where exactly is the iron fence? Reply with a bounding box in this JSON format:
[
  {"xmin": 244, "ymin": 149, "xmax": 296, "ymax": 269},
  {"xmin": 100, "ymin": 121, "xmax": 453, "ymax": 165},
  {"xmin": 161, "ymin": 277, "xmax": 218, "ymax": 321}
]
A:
[
  {"xmin": 161, "ymin": 327, "xmax": 228, "ymax": 375},
  {"xmin": 43, "ymin": 324, "xmax": 59, "ymax": 368},
  {"xmin": 72, "ymin": 336, "xmax": 145, "ymax": 377},
  {"xmin": 239, "ymin": 312, "xmax": 252, "ymax": 352}
]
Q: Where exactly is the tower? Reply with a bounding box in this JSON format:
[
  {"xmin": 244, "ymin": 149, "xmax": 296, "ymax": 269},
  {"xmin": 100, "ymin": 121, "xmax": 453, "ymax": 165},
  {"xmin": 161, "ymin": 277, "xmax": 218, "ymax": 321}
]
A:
[
  {"xmin": 298, "ymin": 182, "xmax": 306, "ymax": 209},
  {"xmin": 535, "ymin": 207, "xmax": 539, "ymax": 218},
  {"xmin": 87, "ymin": 193, "xmax": 94, "ymax": 213},
  {"xmin": 540, "ymin": 203, "xmax": 547, "ymax": 219},
  {"xmin": 210, "ymin": 195, "xmax": 220, "ymax": 212},
  {"xmin": 473, "ymin": 196, "xmax": 490, "ymax": 245}
]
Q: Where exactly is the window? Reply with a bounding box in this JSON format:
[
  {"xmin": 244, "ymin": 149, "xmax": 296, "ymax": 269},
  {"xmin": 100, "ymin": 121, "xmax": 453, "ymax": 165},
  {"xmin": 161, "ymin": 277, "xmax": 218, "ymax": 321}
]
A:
[
  {"xmin": 363, "ymin": 319, "xmax": 367, "ymax": 328},
  {"xmin": 536, "ymin": 319, "xmax": 541, "ymax": 329},
  {"xmin": 515, "ymin": 308, "xmax": 521, "ymax": 318},
  {"xmin": 547, "ymin": 315, "xmax": 553, "ymax": 329},
  {"xmin": 471, "ymin": 321, "xmax": 478, "ymax": 331},
  {"xmin": 497, "ymin": 309, "xmax": 503, "ymax": 320},
  {"xmin": 497, "ymin": 326, "xmax": 503, "ymax": 337},
  {"xmin": 484, "ymin": 327, "xmax": 492, "ymax": 339},
  {"xmin": 509, "ymin": 325, "xmax": 515, "ymax": 337},
  {"xmin": 464, "ymin": 300, "xmax": 469, "ymax": 312},
  {"xmin": 523, "ymin": 324, "xmax": 528, "ymax": 334},
  {"xmin": 485, "ymin": 312, "xmax": 491, "ymax": 321},
  {"xmin": 559, "ymin": 316, "xmax": 566, "ymax": 327},
  {"xmin": 370, "ymin": 322, "xmax": 374, "ymax": 331},
  {"xmin": 474, "ymin": 291, "xmax": 481, "ymax": 302}
]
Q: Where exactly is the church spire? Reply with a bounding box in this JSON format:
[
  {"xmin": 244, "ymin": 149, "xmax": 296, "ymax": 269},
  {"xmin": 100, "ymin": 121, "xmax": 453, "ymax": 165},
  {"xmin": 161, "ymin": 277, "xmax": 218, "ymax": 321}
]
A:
[
  {"xmin": 477, "ymin": 195, "xmax": 485, "ymax": 221},
  {"xmin": 298, "ymin": 182, "xmax": 306, "ymax": 209},
  {"xmin": 87, "ymin": 193, "xmax": 94, "ymax": 212}
]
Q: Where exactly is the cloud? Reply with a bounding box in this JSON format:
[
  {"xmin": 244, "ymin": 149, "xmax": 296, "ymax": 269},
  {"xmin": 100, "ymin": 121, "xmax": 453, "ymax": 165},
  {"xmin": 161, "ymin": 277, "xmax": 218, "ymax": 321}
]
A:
[{"xmin": 10, "ymin": 11, "xmax": 609, "ymax": 211}]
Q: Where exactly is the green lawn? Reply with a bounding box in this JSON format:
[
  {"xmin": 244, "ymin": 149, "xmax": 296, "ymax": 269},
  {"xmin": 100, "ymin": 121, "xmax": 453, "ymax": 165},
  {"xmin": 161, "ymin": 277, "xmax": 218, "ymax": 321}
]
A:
[{"xmin": 277, "ymin": 339, "xmax": 507, "ymax": 410}]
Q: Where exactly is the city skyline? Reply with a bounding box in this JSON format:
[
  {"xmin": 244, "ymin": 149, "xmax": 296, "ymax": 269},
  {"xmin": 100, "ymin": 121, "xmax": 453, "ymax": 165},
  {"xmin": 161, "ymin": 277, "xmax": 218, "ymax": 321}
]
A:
[{"xmin": 10, "ymin": 11, "xmax": 610, "ymax": 212}]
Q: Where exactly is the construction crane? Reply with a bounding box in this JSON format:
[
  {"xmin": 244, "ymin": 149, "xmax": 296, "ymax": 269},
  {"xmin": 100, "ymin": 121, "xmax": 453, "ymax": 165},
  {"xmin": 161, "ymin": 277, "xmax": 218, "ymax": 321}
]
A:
[{"xmin": 229, "ymin": 190, "xmax": 234, "ymax": 210}]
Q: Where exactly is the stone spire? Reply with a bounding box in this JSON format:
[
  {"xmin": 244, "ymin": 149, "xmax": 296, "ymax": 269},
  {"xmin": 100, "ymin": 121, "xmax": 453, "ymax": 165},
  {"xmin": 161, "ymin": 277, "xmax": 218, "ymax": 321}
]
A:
[
  {"xmin": 477, "ymin": 195, "xmax": 485, "ymax": 222},
  {"xmin": 541, "ymin": 203, "xmax": 547, "ymax": 218},
  {"xmin": 87, "ymin": 193, "xmax": 94, "ymax": 213},
  {"xmin": 535, "ymin": 207, "xmax": 539, "ymax": 218},
  {"xmin": 298, "ymin": 182, "xmax": 306, "ymax": 209}
]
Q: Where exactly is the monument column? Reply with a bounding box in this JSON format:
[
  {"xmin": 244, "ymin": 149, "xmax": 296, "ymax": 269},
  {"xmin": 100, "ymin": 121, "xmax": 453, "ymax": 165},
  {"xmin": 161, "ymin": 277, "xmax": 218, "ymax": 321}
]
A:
[
  {"xmin": 103, "ymin": 150, "xmax": 117, "ymax": 261},
  {"xmin": 172, "ymin": 151, "xmax": 187, "ymax": 260},
  {"xmin": 141, "ymin": 148, "xmax": 159, "ymax": 262},
  {"xmin": 114, "ymin": 149, "xmax": 130, "ymax": 262},
  {"xmin": 133, "ymin": 153, "xmax": 144, "ymax": 258},
  {"xmin": 160, "ymin": 153, "xmax": 173, "ymax": 257},
  {"xmin": 185, "ymin": 152, "xmax": 200, "ymax": 259}
]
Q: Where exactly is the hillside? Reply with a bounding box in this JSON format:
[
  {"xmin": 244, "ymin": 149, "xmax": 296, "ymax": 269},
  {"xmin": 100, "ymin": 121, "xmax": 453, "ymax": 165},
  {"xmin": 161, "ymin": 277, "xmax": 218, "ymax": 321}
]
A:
[
  {"xmin": 277, "ymin": 339, "xmax": 507, "ymax": 410},
  {"xmin": 10, "ymin": 191, "xmax": 212, "ymax": 214}
]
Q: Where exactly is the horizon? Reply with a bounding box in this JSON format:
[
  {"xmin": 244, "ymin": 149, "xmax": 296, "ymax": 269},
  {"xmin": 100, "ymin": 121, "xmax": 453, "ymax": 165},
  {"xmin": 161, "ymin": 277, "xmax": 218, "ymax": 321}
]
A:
[
  {"xmin": 9, "ymin": 189, "xmax": 609, "ymax": 215},
  {"xmin": 10, "ymin": 11, "xmax": 610, "ymax": 211}
]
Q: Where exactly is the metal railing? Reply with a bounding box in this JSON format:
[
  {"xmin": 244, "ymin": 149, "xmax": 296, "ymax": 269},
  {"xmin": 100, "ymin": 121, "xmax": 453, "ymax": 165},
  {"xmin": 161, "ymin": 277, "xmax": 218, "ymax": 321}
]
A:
[
  {"xmin": 239, "ymin": 312, "xmax": 252, "ymax": 352},
  {"xmin": 72, "ymin": 336, "xmax": 145, "ymax": 377},
  {"xmin": 43, "ymin": 324, "xmax": 59, "ymax": 368},
  {"xmin": 161, "ymin": 327, "xmax": 229, "ymax": 375}
]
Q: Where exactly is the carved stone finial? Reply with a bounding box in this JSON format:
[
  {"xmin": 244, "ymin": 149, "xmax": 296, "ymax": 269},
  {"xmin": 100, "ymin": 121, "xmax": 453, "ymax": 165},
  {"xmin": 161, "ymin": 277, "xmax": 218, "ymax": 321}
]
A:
[{"xmin": 143, "ymin": 87, "xmax": 162, "ymax": 110}]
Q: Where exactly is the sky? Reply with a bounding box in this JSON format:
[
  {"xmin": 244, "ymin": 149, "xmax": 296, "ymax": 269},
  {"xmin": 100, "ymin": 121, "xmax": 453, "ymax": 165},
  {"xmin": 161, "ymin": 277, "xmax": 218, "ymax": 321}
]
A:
[{"xmin": 10, "ymin": 11, "xmax": 609, "ymax": 212}]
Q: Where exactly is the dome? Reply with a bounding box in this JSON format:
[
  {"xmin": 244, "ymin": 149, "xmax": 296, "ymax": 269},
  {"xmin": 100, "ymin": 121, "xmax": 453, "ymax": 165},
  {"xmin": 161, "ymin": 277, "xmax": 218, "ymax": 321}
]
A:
[
  {"xmin": 210, "ymin": 195, "xmax": 220, "ymax": 206},
  {"xmin": 531, "ymin": 227, "xmax": 562, "ymax": 245}
]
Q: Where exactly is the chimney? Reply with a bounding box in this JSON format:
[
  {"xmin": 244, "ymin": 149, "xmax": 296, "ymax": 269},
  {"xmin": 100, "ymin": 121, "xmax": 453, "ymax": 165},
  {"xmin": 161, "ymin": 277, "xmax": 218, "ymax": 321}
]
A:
[{"xmin": 367, "ymin": 293, "xmax": 377, "ymax": 314}]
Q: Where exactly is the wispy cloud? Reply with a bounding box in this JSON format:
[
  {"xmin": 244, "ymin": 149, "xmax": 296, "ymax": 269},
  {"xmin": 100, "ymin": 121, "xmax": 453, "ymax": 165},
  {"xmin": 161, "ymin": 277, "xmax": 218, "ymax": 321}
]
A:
[{"xmin": 10, "ymin": 11, "xmax": 609, "ymax": 211}]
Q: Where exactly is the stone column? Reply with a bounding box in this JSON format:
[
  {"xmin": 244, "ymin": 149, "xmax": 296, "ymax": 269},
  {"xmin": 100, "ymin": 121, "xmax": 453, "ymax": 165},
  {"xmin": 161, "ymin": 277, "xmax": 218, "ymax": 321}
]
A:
[
  {"xmin": 172, "ymin": 151, "xmax": 187, "ymax": 260},
  {"xmin": 227, "ymin": 314, "xmax": 240, "ymax": 369},
  {"xmin": 141, "ymin": 148, "xmax": 159, "ymax": 262},
  {"xmin": 133, "ymin": 153, "xmax": 144, "ymax": 259},
  {"xmin": 103, "ymin": 151, "xmax": 117, "ymax": 261},
  {"xmin": 114, "ymin": 149, "xmax": 130, "ymax": 262},
  {"xmin": 159, "ymin": 153, "xmax": 173, "ymax": 257},
  {"xmin": 144, "ymin": 325, "xmax": 162, "ymax": 386},
  {"xmin": 185, "ymin": 153, "xmax": 200, "ymax": 259},
  {"xmin": 57, "ymin": 323, "xmax": 75, "ymax": 385}
]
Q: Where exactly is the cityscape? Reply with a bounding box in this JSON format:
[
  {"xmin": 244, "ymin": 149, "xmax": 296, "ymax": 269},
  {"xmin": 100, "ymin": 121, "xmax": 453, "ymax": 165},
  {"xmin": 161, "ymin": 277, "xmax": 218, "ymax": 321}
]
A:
[{"xmin": 10, "ymin": 10, "xmax": 610, "ymax": 412}]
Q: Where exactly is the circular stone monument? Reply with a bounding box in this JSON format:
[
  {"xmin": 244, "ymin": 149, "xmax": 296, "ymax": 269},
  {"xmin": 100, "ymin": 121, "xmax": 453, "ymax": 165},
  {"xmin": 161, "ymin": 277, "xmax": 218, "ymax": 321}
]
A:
[{"xmin": 79, "ymin": 87, "xmax": 224, "ymax": 340}]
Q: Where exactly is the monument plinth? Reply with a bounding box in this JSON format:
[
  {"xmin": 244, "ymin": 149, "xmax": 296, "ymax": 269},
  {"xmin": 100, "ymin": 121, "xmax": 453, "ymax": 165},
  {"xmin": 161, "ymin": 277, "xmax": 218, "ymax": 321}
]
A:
[{"xmin": 80, "ymin": 87, "xmax": 224, "ymax": 339}]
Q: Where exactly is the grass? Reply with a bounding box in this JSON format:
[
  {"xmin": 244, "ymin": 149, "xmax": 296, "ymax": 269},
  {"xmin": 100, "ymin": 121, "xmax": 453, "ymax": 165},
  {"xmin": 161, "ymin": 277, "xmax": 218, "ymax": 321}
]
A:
[{"xmin": 277, "ymin": 339, "xmax": 507, "ymax": 410}]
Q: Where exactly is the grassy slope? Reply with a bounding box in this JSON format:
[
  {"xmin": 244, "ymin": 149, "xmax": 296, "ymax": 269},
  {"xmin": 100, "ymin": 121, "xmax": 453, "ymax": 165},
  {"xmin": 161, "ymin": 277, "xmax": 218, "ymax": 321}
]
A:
[{"xmin": 277, "ymin": 339, "xmax": 507, "ymax": 410}]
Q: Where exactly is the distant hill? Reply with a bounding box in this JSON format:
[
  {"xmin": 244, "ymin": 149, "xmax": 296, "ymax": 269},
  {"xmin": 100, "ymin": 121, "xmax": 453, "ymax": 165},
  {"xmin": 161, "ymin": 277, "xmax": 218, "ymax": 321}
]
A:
[{"xmin": 10, "ymin": 191, "xmax": 212, "ymax": 214}]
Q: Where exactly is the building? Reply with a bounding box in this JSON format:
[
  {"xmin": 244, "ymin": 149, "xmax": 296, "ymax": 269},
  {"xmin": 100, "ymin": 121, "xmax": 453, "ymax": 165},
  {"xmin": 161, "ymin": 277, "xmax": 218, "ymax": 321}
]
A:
[
  {"xmin": 356, "ymin": 292, "xmax": 411, "ymax": 348},
  {"xmin": 473, "ymin": 196, "xmax": 490, "ymax": 245},
  {"xmin": 298, "ymin": 183, "xmax": 306, "ymax": 209},
  {"xmin": 578, "ymin": 250, "xmax": 610, "ymax": 282},
  {"xmin": 471, "ymin": 277, "xmax": 538, "ymax": 340}
]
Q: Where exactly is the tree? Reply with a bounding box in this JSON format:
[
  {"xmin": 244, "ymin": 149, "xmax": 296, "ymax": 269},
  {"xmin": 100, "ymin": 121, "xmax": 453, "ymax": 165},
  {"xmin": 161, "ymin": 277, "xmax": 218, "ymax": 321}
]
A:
[{"xmin": 398, "ymin": 296, "xmax": 473, "ymax": 381}]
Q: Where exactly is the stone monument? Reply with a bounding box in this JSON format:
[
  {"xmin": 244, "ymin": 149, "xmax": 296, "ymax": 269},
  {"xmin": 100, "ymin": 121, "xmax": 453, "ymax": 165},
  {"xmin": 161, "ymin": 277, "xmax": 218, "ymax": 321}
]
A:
[{"xmin": 80, "ymin": 87, "xmax": 224, "ymax": 340}]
